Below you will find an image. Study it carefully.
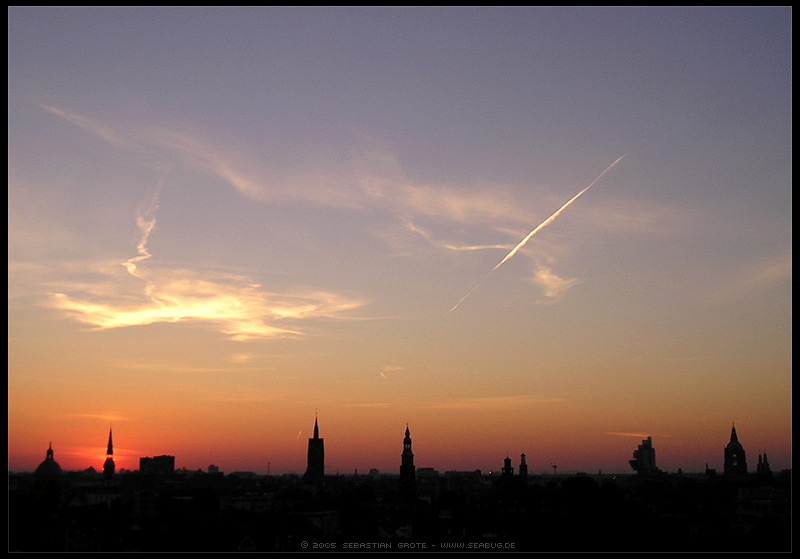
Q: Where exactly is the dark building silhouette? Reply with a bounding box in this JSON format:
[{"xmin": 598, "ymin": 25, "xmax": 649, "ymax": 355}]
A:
[
  {"xmin": 302, "ymin": 415, "xmax": 324, "ymax": 488},
  {"xmin": 139, "ymin": 455, "xmax": 175, "ymax": 476},
  {"xmin": 35, "ymin": 442, "xmax": 63, "ymax": 479},
  {"xmin": 8, "ymin": 421, "xmax": 793, "ymax": 553},
  {"xmin": 502, "ymin": 454, "xmax": 514, "ymax": 478},
  {"xmin": 33, "ymin": 442, "xmax": 64, "ymax": 505},
  {"xmin": 757, "ymin": 452, "xmax": 772, "ymax": 478},
  {"xmin": 629, "ymin": 436, "xmax": 660, "ymax": 475},
  {"xmin": 102, "ymin": 427, "xmax": 115, "ymax": 478},
  {"xmin": 400, "ymin": 424, "xmax": 416, "ymax": 498},
  {"xmin": 724, "ymin": 423, "xmax": 748, "ymax": 477}
]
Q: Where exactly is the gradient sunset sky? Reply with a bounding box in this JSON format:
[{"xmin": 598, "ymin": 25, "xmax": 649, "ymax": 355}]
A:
[{"xmin": 9, "ymin": 7, "xmax": 791, "ymax": 476}]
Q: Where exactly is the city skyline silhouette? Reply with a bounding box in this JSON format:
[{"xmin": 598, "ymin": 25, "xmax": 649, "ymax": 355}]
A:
[
  {"xmin": 19, "ymin": 418, "xmax": 784, "ymax": 482},
  {"xmin": 11, "ymin": 417, "xmax": 790, "ymax": 552},
  {"xmin": 9, "ymin": 8, "xmax": 791, "ymax": 552}
]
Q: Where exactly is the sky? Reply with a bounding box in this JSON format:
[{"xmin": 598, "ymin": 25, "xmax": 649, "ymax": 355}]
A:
[{"xmin": 8, "ymin": 7, "xmax": 792, "ymax": 476}]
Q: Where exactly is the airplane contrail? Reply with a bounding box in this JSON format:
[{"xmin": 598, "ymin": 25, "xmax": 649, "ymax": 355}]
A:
[{"xmin": 447, "ymin": 155, "xmax": 625, "ymax": 314}]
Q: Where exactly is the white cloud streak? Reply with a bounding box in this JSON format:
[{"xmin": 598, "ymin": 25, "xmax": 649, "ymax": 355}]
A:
[
  {"xmin": 405, "ymin": 222, "xmax": 513, "ymax": 253},
  {"xmin": 41, "ymin": 105, "xmax": 537, "ymax": 227},
  {"xmin": 447, "ymin": 156, "xmax": 625, "ymax": 314},
  {"xmin": 42, "ymin": 105, "xmax": 134, "ymax": 149},
  {"xmin": 48, "ymin": 184, "xmax": 367, "ymax": 340},
  {"xmin": 379, "ymin": 365, "xmax": 406, "ymax": 379},
  {"xmin": 491, "ymin": 155, "xmax": 625, "ymax": 274},
  {"xmin": 713, "ymin": 250, "xmax": 792, "ymax": 301},
  {"xmin": 530, "ymin": 266, "xmax": 581, "ymax": 300},
  {"xmin": 606, "ymin": 432, "xmax": 674, "ymax": 439},
  {"xmin": 50, "ymin": 273, "xmax": 366, "ymax": 341}
]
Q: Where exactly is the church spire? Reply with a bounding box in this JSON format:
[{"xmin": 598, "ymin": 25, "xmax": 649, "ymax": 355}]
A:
[
  {"xmin": 303, "ymin": 413, "xmax": 325, "ymax": 488},
  {"xmin": 106, "ymin": 426, "xmax": 114, "ymax": 455},
  {"xmin": 103, "ymin": 426, "xmax": 115, "ymax": 478},
  {"xmin": 400, "ymin": 423, "xmax": 416, "ymax": 498},
  {"xmin": 724, "ymin": 422, "xmax": 747, "ymax": 478}
]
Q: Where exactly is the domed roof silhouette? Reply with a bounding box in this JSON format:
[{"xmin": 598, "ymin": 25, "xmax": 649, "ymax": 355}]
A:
[
  {"xmin": 726, "ymin": 426, "xmax": 745, "ymax": 452},
  {"xmin": 35, "ymin": 443, "xmax": 63, "ymax": 478}
]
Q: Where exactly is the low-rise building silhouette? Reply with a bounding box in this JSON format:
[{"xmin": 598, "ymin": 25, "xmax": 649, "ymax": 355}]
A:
[{"xmin": 139, "ymin": 455, "xmax": 175, "ymax": 476}]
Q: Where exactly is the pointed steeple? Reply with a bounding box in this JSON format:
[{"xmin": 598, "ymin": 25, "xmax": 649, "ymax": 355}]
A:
[
  {"xmin": 106, "ymin": 426, "xmax": 114, "ymax": 455},
  {"xmin": 303, "ymin": 413, "xmax": 324, "ymax": 488},
  {"xmin": 103, "ymin": 427, "xmax": 115, "ymax": 478},
  {"xmin": 724, "ymin": 421, "xmax": 747, "ymax": 477}
]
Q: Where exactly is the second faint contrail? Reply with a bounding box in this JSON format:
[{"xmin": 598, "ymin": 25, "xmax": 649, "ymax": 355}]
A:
[{"xmin": 447, "ymin": 155, "xmax": 625, "ymax": 314}]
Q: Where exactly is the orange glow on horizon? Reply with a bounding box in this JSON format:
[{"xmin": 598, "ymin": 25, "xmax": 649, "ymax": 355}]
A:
[{"xmin": 10, "ymin": 411, "xmax": 792, "ymax": 477}]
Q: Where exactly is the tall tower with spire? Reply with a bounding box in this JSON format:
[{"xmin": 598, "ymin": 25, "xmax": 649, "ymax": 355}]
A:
[
  {"xmin": 103, "ymin": 427, "xmax": 115, "ymax": 478},
  {"xmin": 757, "ymin": 452, "xmax": 772, "ymax": 478},
  {"xmin": 303, "ymin": 414, "xmax": 325, "ymax": 488},
  {"xmin": 519, "ymin": 453, "xmax": 528, "ymax": 478},
  {"xmin": 400, "ymin": 424, "xmax": 416, "ymax": 497},
  {"xmin": 724, "ymin": 423, "xmax": 748, "ymax": 478},
  {"xmin": 502, "ymin": 454, "xmax": 514, "ymax": 478}
]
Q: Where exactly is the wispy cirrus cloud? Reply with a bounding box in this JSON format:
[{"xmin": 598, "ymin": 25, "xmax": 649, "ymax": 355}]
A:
[
  {"xmin": 114, "ymin": 361, "xmax": 264, "ymax": 374},
  {"xmin": 379, "ymin": 365, "xmax": 406, "ymax": 379},
  {"xmin": 65, "ymin": 414, "xmax": 130, "ymax": 423},
  {"xmin": 149, "ymin": 128, "xmax": 270, "ymax": 202},
  {"xmin": 41, "ymin": 105, "xmax": 537, "ymax": 227},
  {"xmin": 606, "ymin": 432, "xmax": 674, "ymax": 439},
  {"xmin": 529, "ymin": 265, "xmax": 581, "ymax": 301},
  {"xmin": 48, "ymin": 188, "xmax": 367, "ymax": 341},
  {"xmin": 50, "ymin": 270, "xmax": 366, "ymax": 341},
  {"xmin": 340, "ymin": 402, "xmax": 395, "ymax": 409},
  {"xmin": 404, "ymin": 222, "xmax": 513, "ymax": 252},
  {"xmin": 38, "ymin": 105, "xmax": 637, "ymax": 313},
  {"xmin": 380, "ymin": 180, "xmax": 533, "ymax": 226},
  {"xmin": 429, "ymin": 394, "xmax": 567, "ymax": 411},
  {"xmin": 42, "ymin": 105, "xmax": 134, "ymax": 149},
  {"xmin": 712, "ymin": 250, "xmax": 792, "ymax": 301},
  {"xmin": 447, "ymin": 156, "xmax": 624, "ymax": 314}
]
